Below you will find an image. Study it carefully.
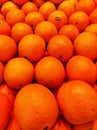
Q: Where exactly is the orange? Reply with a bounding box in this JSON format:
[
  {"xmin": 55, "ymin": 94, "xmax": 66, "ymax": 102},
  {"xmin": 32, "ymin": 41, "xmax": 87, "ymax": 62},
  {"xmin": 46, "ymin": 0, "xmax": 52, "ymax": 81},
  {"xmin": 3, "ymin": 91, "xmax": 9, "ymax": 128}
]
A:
[
  {"xmin": 66, "ymin": 55, "xmax": 97, "ymax": 85},
  {"xmin": 12, "ymin": 0, "xmax": 29, "ymax": 5},
  {"xmin": 49, "ymin": 0, "xmax": 64, "ymax": 5},
  {"xmin": 14, "ymin": 83, "xmax": 59, "ymax": 130},
  {"xmin": 59, "ymin": 24, "xmax": 80, "ymax": 41},
  {"xmin": 1, "ymin": 1, "xmax": 18, "ymax": 17},
  {"xmin": 25, "ymin": 11, "xmax": 44, "ymax": 30},
  {"xmin": 85, "ymin": 23, "xmax": 97, "ymax": 36},
  {"xmin": 48, "ymin": 10, "xmax": 67, "ymax": 30},
  {"xmin": 75, "ymin": 0, "xmax": 96, "ymax": 15},
  {"xmin": 0, "ymin": 35, "xmax": 17, "ymax": 63},
  {"xmin": 0, "ymin": 19, "xmax": 11, "ymax": 36},
  {"xmin": 69, "ymin": 11, "xmax": 89, "ymax": 32},
  {"xmin": 21, "ymin": 2, "xmax": 38, "ymax": 15},
  {"xmin": 51, "ymin": 115, "xmax": 72, "ymax": 130},
  {"xmin": 74, "ymin": 32, "xmax": 97, "ymax": 60},
  {"xmin": 11, "ymin": 22, "xmax": 33, "ymax": 43},
  {"xmin": 0, "ymin": 83, "xmax": 15, "ymax": 109},
  {"xmin": 0, "ymin": 0, "xmax": 8, "ymax": 5},
  {"xmin": 39, "ymin": 1, "xmax": 56, "ymax": 20},
  {"xmin": 35, "ymin": 21, "xmax": 58, "ymax": 42},
  {"xmin": 0, "ymin": 93, "xmax": 11, "ymax": 130},
  {"xmin": 0, "ymin": 13, "xmax": 5, "ymax": 20},
  {"xmin": 73, "ymin": 120, "xmax": 97, "ymax": 130},
  {"xmin": 18, "ymin": 34, "xmax": 46, "ymax": 62},
  {"xmin": 0, "ymin": 62, "xmax": 4, "ymax": 84},
  {"xmin": 4, "ymin": 57, "xmax": 34, "ymax": 89},
  {"xmin": 35, "ymin": 56, "xmax": 66, "ymax": 88},
  {"xmin": 95, "ymin": 0, "xmax": 97, "ymax": 4},
  {"xmin": 68, "ymin": 0, "xmax": 78, "ymax": 5},
  {"xmin": 58, "ymin": 1, "xmax": 75, "ymax": 18},
  {"xmin": 89, "ymin": 8, "xmax": 97, "ymax": 24},
  {"xmin": 47, "ymin": 35, "xmax": 73, "ymax": 62},
  {"xmin": 6, "ymin": 111, "xmax": 21, "ymax": 130},
  {"xmin": 32, "ymin": 0, "xmax": 46, "ymax": 7},
  {"xmin": 57, "ymin": 80, "xmax": 97, "ymax": 124},
  {"xmin": 6, "ymin": 8, "xmax": 25, "ymax": 27}
]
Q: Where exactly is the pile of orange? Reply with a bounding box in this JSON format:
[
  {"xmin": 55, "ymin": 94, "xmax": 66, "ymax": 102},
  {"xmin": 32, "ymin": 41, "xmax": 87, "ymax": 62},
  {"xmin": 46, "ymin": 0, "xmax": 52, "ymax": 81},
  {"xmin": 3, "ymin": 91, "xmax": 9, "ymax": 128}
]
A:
[{"xmin": 1, "ymin": 0, "xmax": 97, "ymax": 130}]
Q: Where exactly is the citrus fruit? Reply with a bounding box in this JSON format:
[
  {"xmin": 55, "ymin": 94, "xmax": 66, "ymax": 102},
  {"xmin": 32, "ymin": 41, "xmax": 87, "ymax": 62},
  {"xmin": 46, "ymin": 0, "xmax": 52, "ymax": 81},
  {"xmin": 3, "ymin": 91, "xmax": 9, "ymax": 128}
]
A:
[
  {"xmin": 85, "ymin": 23, "xmax": 97, "ymax": 36},
  {"xmin": 35, "ymin": 56, "xmax": 66, "ymax": 88},
  {"xmin": 89, "ymin": 8, "xmax": 97, "ymax": 24},
  {"xmin": 35, "ymin": 21, "xmax": 58, "ymax": 42},
  {"xmin": 0, "ymin": 93, "xmax": 11, "ymax": 130},
  {"xmin": 14, "ymin": 83, "xmax": 59, "ymax": 130},
  {"xmin": 47, "ymin": 35, "xmax": 73, "ymax": 62},
  {"xmin": 21, "ymin": 1, "xmax": 38, "ymax": 15},
  {"xmin": 6, "ymin": 8, "xmax": 25, "ymax": 27},
  {"xmin": 32, "ymin": 0, "xmax": 46, "ymax": 7},
  {"xmin": 58, "ymin": 0, "xmax": 75, "ymax": 18},
  {"xmin": 11, "ymin": 22, "xmax": 33, "ymax": 43},
  {"xmin": 18, "ymin": 34, "xmax": 46, "ymax": 62},
  {"xmin": 59, "ymin": 24, "xmax": 80, "ymax": 41},
  {"xmin": 75, "ymin": 0, "xmax": 96, "ymax": 15},
  {"xmin": 0, "ymin": 35, "xmax": 17, "ymax": 63},
  {"xmin": 74, "ymin": 32, "xmax": 97, "ymax": 60},
  {"xmin": 25, "ymin": 11, "xmax": 44, "ymax": 30},
  {"xmin": 0, "ymin": 0, "xmax": 8, "ymax": 6},
  {"xmin": 39, "ymin": 1, "xmax": 56, "ymax": 20},
  {"xmin": 0, "ymin": 19, "xmax": 11, "ymax": 36},
  {"xmin": 73, "ymin": 120, "xmax": 97, "ymax": 130},
  {"xmin": 1, "ymin": 1, "xmax": 18, "ymax": 17},
  {"xmin": 57, "ymin": 80, "xmax": 97, "ymax": 124},
  {"xmin": 0, "ymin": 83, "xmax": 15, "ymax": 109},
  {"xmin": 69, "ymin": 11, "xmax": 89, "ymax": 32},
  {"xmin": 4, "ymin": 57, "xmax": 34, "ymax": 89},
  {"xmin": 48, "ymin": 10, "xmax": 67, "ymax": 30},
  {"xmin": 66, "ymin": 55, "xmax": 97, "ymax": 85}
]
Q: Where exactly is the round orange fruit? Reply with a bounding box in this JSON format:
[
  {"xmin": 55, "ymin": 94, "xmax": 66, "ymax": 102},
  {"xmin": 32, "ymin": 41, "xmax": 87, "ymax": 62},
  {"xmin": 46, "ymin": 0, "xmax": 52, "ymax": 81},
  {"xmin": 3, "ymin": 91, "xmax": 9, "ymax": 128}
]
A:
[
  {"xmin": 57, "ymin": 80, "xmax": 97, "ymax": 125},
  {"xmin": 35, "ymin": 56, "xmax": 66, "ymax": 88},
  {"xmin": 4, "ymin": 57, "xmax": 34, "ymax": 89},
  {"xmin": 14, "ymin": 83, "xmax": 59, "ymax": 130}
]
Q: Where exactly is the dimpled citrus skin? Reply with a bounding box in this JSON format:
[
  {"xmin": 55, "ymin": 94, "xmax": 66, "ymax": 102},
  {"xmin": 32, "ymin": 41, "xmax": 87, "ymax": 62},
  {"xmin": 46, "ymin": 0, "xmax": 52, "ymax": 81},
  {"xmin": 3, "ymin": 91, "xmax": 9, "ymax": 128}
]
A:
[
  {"xmin": 35, "ymin": 56, "xmax": 66, "ymax": 88},
  {"xmin": 14, "ymin": 83, "xmax": 59, "ymax": 130},
  {"xmin": 57, "ymin": 80, "xmax": 97, "ymax": 125}
]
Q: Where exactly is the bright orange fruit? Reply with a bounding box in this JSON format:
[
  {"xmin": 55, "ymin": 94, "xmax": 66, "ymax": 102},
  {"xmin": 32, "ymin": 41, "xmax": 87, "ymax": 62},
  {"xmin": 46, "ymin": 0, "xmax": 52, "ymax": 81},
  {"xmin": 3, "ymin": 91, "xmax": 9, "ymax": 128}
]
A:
[
  {"xmin": 0, "ymin": 93, "xmax": 11, "ymax": 130},
  {"xmin": 47, "ymin": 35, "xmax": 73, "ymax": 62},
  {"xmin": 66, "ymin": 55, "xmax": 97, "ymax": 85},
  {"xmin": 14, "ymin": 83, "xmax": 59, "ymax": 130},
  {"xmin": 74, "ymin": 32, "xmax": 97, "ymax": 60},
  {"xmin": 4, "ymin": 57, "xmax": 34, "ymax": 89},
  {"xmin": 0, "ymin": 35, "xmax": 17, "ymax": 63},
  {"xmin": 57, "ymin": 80, "xmax": 97, "ymax": 124},
  {"xmin": 35, "ymin": 56, "xmax": 66, "ymax": 88},
  {"xmin": 35, "ymin": 21, "xmax": 58, "ymax": 42},
  {"xmin": 11, "ymin": 22, "xmax": 33, "ymax": 43},
  {"xmin": 18, "ymin": 34, "xmax": 46, "ymax": 62}
]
